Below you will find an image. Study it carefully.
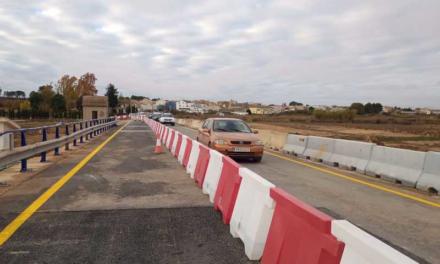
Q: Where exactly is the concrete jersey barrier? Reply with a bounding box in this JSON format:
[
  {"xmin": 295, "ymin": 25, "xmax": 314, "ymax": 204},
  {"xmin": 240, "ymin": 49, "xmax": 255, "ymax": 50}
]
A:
[
  {"xmin": 416, "ymin": 151, "xmax": 440, "ymax": 193},
  {"xmin": 203, "ymin": 149, "xmax": 224, "ymax": 203},
  {"xmin": 283, "ymin": 134, "xmax": 308, "ymax": 156},
  {"xmin": 331, "ymin": 220, "xmax": 418, "ymax": 264},
  {"xmin": 328, "ymin": 139, "xmax": 375, "ymax": 173},
  {"xmin": 230, "ymin": 168, "xmax": 275, "ymax": 260},
  {"xmin": 303, "ymin": 136, "xmax": 335, "ymax": 162},
  {"xmin": 366, "ymin": 146, "xmax": 426, "ymax": 186}
]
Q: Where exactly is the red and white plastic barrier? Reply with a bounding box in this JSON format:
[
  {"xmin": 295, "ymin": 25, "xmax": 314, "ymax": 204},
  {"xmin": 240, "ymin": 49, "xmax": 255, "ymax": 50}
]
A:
[
  {"xmin": 174, "ymin": 133, "xmax": 183, "ymax": 158},
  {"xmin": 177, "ymin": 135, "xmax": 188, "ymax": 164},
  {"xmin": 230, "ymin": 168, "xmax": 275, "ymax": 260},
  {"xmin": 331, "ymin": 220, "xmax": 418, "ymax": 264},
  {"xmin": 171, "ymin": 131, "xmax": 179, "ymax": 155},
  {"xmin": 167, "ymin": 129, "xmax": 175, "ymax": 150},
  {"xmin": 261, "ymin": 187, "xmax": 344, "ymax": 264},
  {"xmin": 193, "ymin": 144, "xmax": 211, "ymax": 188},
  {"xmin": 186, "ymin": 140, "xmax": 200, "ymax": 178},
  {"xmin": 144, "ymin": 119, "xmax": 419, "ymax": 264},
  {"xmin": 182, "ymin": 137, "xmax": 192, "ymax": 168},
  {"xmin": 202, "ymin": 149, "xmax": 224, "ymax": 203},
  {"xmin": 214, "ymin": 156, "xmax": 242, "ymax": 224}
]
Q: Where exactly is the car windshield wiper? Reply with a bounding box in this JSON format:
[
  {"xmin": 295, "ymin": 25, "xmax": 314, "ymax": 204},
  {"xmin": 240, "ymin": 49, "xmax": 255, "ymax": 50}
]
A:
[{"xmin": 215, "ymin": 128, "xmax": 229, "ymax": 132}]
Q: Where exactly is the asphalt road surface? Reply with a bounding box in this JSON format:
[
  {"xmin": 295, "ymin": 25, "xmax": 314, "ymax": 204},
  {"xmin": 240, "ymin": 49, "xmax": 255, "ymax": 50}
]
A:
[
  {"xmin": 174, "ymin": 124, "xmax": 440, "ymax": 264},
  {"xmin": 0, "ymin": 121, "xmax": 255, "ymax": 264}
]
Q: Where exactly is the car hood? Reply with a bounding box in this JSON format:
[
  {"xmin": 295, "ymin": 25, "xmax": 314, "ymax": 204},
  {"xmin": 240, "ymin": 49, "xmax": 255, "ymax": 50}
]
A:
[{"xmin": 213, "ymin": 132, "xmax": 259, "ymax": 142}]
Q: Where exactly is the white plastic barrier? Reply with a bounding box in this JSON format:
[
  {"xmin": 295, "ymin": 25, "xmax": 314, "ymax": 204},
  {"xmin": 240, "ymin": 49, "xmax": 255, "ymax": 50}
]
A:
[
  {"xmin": 416, "ymin": 151, "xmax": 440, "ymax": 193},
  {"xmin": 331, "ymin": 220, "xmax": 418, "ymax": 264},
  {"xmin": 302, "ymin": 136, "xmax": 335, "ymax": 162},
  {"xmin": 230, "ymin": 168, "xmax": 275, "ymax": 260},
  {"xmin": 177, "ymin": 135, "xmax": 188, "ymax": 164},
  {"xmin": 171, "ymin": 131, "xmax": 179, "ymax": 155},
  {"xmin": 186, "ymin": 140, "xmax": 200, "ymax": 178},
  {"xmin": 327, "ymin": 139, "xmax": 375, "ymax": 173},
  {"xmin": 366, "ymin": 146, "xmax": 425, "ymax": 186},
  {"xmin": 282, "ymin": 134, "xmax": 308, "ymax": 156},
  {"xmin": 202, "ymin": 149, "xmax": 224, "ymax": 203}
]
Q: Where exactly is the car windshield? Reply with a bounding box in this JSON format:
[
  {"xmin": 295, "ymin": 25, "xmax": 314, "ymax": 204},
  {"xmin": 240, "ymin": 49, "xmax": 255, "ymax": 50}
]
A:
[
  {"xmin": 162, "ymin": 113, "xmax": 172, "ymax": 117},
  {"xmin": 213, "ymin": 120, "xmax": 252, "ymax": 133}
]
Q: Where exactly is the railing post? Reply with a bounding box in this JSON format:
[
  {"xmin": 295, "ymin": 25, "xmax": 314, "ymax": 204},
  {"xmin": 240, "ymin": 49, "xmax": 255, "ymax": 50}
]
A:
[
  {"xmin": 54, "ymin": 126, "xmax": 60, "ymax": 155},
  {"xmin": 85, "ymin": 122, "xmax": 88, "ymax": 140},
  {"xmin": 90, "ymin": 121, "xmax": 94, "ymax": 138},
  {"xmin": 80, "ymin": 122, "xmax": 84, "ymax": 143},
  {"xmin": 65, "ymin": 124, "xmax": 70, "ymax": 150},
  {"xmin": 40, "ymin": 128, "xmax": 47, "ymax": 162},
  {"xmin": 73, "ymin": 123, "xmax": 77, "ymax": 146},
  {"xmin": 20, "ymin": 131, "xmax": 27, "ymax": 172}
]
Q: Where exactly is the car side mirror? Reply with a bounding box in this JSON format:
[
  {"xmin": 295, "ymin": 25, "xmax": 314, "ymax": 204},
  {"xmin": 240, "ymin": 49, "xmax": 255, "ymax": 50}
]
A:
[
  {"xmin": 202, "ymin": 128, "xmax": 210, "ymax": 134},
  {"xmin": 253, "ymin": 130, "xmax": 259, "ymax": 134}
]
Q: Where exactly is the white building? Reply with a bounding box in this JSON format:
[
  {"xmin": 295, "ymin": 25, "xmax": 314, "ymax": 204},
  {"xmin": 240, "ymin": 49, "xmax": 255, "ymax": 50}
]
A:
[
  {"xmin": 192, "ymin": 103, "xmax": 208, "ymax": 113},
  {"xmin": 176, "ymin": 100, "xmax": 193, "ymax": 111}
]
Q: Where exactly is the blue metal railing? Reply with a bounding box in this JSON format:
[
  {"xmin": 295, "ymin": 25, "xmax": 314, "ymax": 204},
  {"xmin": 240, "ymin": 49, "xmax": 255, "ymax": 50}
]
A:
[{"xmin": 0, "ymin": 117, "xmax": 117, "ymax": 172}]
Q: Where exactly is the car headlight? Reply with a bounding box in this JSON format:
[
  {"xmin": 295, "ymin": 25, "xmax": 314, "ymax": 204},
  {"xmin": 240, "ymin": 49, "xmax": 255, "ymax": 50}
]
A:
[
  {"xmin": 255, "ymin": 140, "xmax": 264, "ymax": 146},
  {"xmin": 214, "ymin": 139, "xmax": 226, "ymax": 145}
]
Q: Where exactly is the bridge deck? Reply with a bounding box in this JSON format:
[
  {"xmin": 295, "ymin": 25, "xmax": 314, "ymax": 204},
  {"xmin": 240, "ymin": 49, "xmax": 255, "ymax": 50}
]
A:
[{"xmin": 0, "ymin": 121, "xmax": 254, "ymax": 263}]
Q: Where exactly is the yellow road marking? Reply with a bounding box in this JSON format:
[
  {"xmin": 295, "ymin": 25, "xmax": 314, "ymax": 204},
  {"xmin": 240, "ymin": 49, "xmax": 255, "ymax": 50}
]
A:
[
  {"xmin": 0, "ymin": 122, "xmax": 130, "ymax": 246},
  {"xmin": 265, "ymin": 150, "xmax": 440, "ymax": 208}
]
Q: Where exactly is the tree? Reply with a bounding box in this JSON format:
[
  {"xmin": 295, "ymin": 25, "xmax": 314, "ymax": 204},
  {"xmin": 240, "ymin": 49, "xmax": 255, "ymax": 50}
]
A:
[
  {"xmin": 289, "ymin": 101, "xmax": 303, "ymax": 106},
  {"xmin": 58, "ymin": 75, "xmax": 78, "ymax": 112},
  {"xmin": 130, "ymin": 95, "xmax": 147, "ymax": 100},
  {"xmin": 105, "ymin": 83, "xmax": 118, "ymax": 115},
  {"xmin": 364, "ymin": 102, "xmax": 383, "ymax": 114},
  {"xmin": 77, "ymin": 73, "xmax": 97, "ymax": 96},
  {"xmin": 350, "ymin": 103, "xmax": 365, "ymax": 115},
  {"xmin": 372, "ymin": 103, "xmax": 383, "ymax": 113},
  {"xmin": 51, "ymin": 94, "xmax": 66, "ymax": 116},
  {"xmin": 38, "ymin": 85, "xmax": 55, "ymax": 114},
  {"xmin": 19, "ymin": 101, "xmax": 31, "ymax": 111},
  {"xmin": 29, "ymin": 91, "xmax": 43, "ymax": 114}
]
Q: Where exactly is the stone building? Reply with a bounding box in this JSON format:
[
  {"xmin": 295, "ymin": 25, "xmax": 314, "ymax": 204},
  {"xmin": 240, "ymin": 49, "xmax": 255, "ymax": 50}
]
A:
[{"xmin": 82, "ymin": 96, "xmax": 108, "ymax": 120}]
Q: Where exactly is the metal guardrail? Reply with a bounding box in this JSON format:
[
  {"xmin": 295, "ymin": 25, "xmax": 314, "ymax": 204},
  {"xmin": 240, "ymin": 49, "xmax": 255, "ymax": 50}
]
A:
[{"xmin": 0, "ymin": 117, "xmax": 117, "ymax": 171}]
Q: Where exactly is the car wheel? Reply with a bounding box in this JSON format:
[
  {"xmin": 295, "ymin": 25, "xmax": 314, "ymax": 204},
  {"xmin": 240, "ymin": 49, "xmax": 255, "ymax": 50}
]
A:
[{"xmin": 254, "ymin": 157, "xmax": 262, "ymax": 162}]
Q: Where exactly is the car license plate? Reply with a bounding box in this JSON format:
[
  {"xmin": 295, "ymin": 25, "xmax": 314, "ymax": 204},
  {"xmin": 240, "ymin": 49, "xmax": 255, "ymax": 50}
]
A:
[{"xmin": 234, "ymin": 147, "xmax": 250, "ymax": 152}]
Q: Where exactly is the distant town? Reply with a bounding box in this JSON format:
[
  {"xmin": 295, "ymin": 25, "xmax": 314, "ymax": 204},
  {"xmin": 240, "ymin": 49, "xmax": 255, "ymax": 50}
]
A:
[{"xmin": 121, "ymin": 97, "xmax": 440, "ymax": 116}]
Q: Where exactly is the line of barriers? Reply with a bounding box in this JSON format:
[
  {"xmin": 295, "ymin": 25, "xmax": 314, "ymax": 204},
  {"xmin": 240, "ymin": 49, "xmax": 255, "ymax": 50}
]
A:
[
  {"xmin": 283, "ymin": 134, "xmax": 440, "ymax": 194},
  {"xmin": 0, "ymin": 117, "xmax": 117, "ymax": 172},
  {"xmin": 140, "ymin": 115, "xmax": 418, "ymax": 264}
]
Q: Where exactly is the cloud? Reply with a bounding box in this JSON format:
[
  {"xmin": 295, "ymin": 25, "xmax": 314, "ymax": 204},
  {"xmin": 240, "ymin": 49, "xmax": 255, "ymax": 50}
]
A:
[{"xmin": 0, "ymin": 0, "xmax": 439, "ymax": 107}]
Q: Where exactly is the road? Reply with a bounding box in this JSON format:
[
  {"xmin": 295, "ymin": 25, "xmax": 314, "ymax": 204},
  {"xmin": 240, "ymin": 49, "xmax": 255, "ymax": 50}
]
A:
[
  {"xmin": 0, "ymin": 121, "xmax": 254, "ymax": 263},
  {"xmin": 173, "ymin": 124, "xmax": 440, "ymax": 264}
]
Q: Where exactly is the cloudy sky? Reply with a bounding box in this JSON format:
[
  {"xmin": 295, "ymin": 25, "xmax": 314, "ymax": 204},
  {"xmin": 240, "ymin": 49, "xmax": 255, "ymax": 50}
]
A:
[{"xmin": 0, "ymin": 0, "xmax": 439, "ymax": 107}]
